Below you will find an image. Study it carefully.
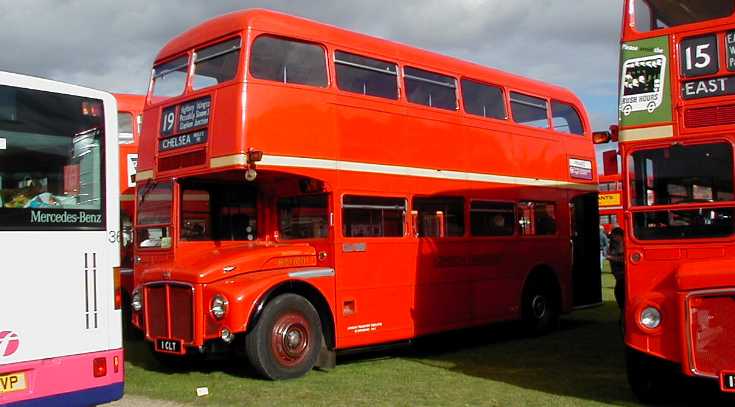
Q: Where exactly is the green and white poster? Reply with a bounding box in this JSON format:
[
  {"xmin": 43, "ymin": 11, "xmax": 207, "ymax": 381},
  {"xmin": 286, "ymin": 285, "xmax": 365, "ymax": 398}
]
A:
[{"xmin": 619, "ymin": 36, "xmax": 672, "ymax": 127}]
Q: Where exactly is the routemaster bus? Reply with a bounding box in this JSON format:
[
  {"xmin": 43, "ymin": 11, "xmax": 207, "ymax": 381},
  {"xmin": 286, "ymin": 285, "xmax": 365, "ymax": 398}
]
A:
[
  {"xmin": 0, "ymin": 72, "xmax": 123, "ymax": 404},
  {"xmin": 115, "ymin": 93, "xmax": 144, "ymax": 309},
  {"xmin": 597, "ymin": 0, "xmax": 735, "ymax": 401},
  {"xmin": 131, "ymin": 9, "xmax": 601, "ymax": 379}
]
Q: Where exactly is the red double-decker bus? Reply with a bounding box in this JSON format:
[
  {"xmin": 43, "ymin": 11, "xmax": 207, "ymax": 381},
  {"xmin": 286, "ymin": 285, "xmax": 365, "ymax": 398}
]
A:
[
  {"xmin": 131, "ymin": 9, "xmax": 601, "ymax": 379},
  {"xmin": 604, "ymin": 0, "xmax": 735, "ymax": 400},
  {"xmin": 114, "ymin": 94, "xmax": 144, "ymax": 303}
]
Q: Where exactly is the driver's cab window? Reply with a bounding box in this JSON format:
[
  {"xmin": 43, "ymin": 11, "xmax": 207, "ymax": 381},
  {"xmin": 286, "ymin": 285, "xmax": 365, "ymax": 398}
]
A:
[
  {"xmin": 180, "ymin": 183, "xmax": 257, "ymax": 241},
  {"xmin": 278, "ymin": 194, "xmax": 329, "ymax": 240}
]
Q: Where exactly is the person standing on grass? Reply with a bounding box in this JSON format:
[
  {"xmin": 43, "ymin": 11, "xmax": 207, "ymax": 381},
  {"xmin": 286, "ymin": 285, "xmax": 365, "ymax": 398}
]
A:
[
  {"xmin": 606, "ymin": 227, "xmax": 625, "ymax": 310},
  {"xmin": 599, "ymin": 225, "xmax": 609, "ymax": 265}
]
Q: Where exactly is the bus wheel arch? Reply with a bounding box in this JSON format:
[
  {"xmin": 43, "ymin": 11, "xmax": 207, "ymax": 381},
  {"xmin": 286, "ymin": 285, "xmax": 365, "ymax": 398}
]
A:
[
  {"xmin": 520, "ymin": 265, "xmax": 561, "ymax": 335},
  {"xmin": 247, "ymin": 280, "xmax": 335, "ymax": 350}
]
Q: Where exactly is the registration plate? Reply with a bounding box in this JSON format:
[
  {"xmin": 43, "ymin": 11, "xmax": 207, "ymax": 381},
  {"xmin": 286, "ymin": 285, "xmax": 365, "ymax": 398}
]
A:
[
  {"xmin": 0, "ymin": 371, "xmax": 27, "ymax": 394},
  {"xmin": 155, "ymin": 338, "xmax": 184, "ymax": 354},
  {"xmin": 722, "ymin": 371, "xmax": 735, "ymax": 393}
]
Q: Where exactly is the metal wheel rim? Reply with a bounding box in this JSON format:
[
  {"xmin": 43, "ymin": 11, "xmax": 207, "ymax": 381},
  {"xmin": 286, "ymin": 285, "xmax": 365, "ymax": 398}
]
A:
[
  {"xmin": 531, "ymin": 295, "xmax": 548, "ymax": 319},
  {"xmin": 271, "ymin": 312, "xmax": 310, "ymax": 367}
]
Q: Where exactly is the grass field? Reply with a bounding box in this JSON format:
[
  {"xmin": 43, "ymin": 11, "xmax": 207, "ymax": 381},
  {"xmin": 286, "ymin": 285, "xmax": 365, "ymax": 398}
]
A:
[{"xmin": 122, "ymin": 273, "xmax": 729, "ymax": 406}]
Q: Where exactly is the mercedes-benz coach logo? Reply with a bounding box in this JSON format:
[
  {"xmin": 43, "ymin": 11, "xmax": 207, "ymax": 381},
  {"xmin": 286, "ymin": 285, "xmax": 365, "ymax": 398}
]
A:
[{"xmin": 0, "ymin": 331, "xmax": 20, "ymax": 357}]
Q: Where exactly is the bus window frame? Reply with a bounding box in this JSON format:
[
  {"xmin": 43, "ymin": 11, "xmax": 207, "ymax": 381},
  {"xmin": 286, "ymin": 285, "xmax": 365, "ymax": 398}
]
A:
[
  {"xmin": 625, "ymin": 139, "xmax": 735, "ymax": 243},
  {"xmin": 148, "ymin": 52, "xmax": 192, "ymax": 105},
  {"xmin": 402, "ymin": 65, "xmax": 460, "ymax": 112},
  {"xmin": 468, "ymin": 198, "xmax": 518, "ymax": 238},
  {"xmin": 190, "ymin": 35, "xmax": 244, "ymax": 92},
  {"xmin": 459, "ymin": 76, "xmax": 509, "ymax": 122},
  {"xmin": 333, "ymin": 49, "xmax": 401, "ymax": 101},
  {"xmin": 508, "ymin": 90, "xmax": 552, "ymax": 131},
  {"xmin": 341, "ymin": 193, "xmax": 408, "ymax": 239},
  {"xmin": 410, "ymin": 195, "xmax": 467, "ymax": 239},
  {"xmin": 550, "ymin": 99, "xmax": 586, "ymax": 136},
  {"xmin": 625, "ymin": 0, "xmax": 735, "ymax": 36},
  {"xmin": 247, "ymin": 33, "xmax": 331, "ymax": 89}
]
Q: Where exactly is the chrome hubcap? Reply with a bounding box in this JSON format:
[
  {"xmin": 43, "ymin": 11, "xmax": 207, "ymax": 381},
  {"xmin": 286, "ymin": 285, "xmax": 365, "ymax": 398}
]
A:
[{"xmin": 531, "ymin": 295, "xmax": 547, "ymax": 319}]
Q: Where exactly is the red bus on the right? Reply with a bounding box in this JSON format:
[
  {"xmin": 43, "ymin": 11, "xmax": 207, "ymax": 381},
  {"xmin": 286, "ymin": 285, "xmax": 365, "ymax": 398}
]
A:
[{"xmin": 612, "ymin": 0, "xmax": 735, "ymax": 401}]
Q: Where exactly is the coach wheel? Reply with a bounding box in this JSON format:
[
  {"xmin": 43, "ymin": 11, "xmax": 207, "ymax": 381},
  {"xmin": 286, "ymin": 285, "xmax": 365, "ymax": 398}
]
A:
[
  {"xmin": 245, "ymin": 293, "xmax": 322, "ymax": 380},
  {"xmin": 623, "ymin": 104, "xmax": 633, "ymax": 116},
  {"xmin": 521, "ymin": 276, "xmax": 559, "ymax": 336},
  {"xmin": 646, "ymin": 101, "xmax": 656, "ymax": 113},
  {"xmin": 626, "ymin": 347, "xmax": 670, "ymax": 403}
]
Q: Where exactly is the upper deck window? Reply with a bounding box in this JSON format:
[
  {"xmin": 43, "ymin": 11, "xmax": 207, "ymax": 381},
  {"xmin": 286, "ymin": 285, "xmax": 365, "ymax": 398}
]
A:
[
  {"xmin": 629, "ymin": 142, "xmax": 734, "ymax": 206},
  {"xmin": 404, "ymin": 67, "xmax": 457, "ymax": 111},
  {"xmin": 118, "ymin": 112, "xmax": 134, "ymax": 144},
  {"xmin": 0, "ymin": 85, "xmax": 106, "ymax": 231},
  {"xmin": 633, "ymin": 0, "xmax": 735, "ymax": 32},
  {"xmin": 192, "ymin": 37, "xmax": 242, "ymax": 91},
  {"xmin": 250, "ymin": 36, "xmax": 328, "ymax": 87},
  {"xmin": 152, "ymin": 56, "xmax": 189, "ymax": 101},
  {"xmin": 551, "ymin": 101, "xmax": 584, "ymax": 135},
  {"xmin": 510, "ymin": 92, "xmax": 549, "ymax": 129},
  {"xmin": 461, "ymin": 79, "xmax": 506, "ymax": 120},
  {"xmin": 335, "ymin": 51, "xmax": 398, "ymax": 100}
]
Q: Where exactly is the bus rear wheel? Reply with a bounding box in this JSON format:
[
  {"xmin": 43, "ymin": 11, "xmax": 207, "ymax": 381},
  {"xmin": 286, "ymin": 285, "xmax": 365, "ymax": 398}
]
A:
[
  {"xmin": 521, "ymin": 276, "xmax": 559, "ymax": 336},
  {"xmin": 245, "ymin": 293, "xmax": 322, "ymax": 380}
]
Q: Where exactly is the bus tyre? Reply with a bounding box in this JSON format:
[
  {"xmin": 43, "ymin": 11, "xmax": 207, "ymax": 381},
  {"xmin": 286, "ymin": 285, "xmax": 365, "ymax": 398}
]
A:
[
  {"xmin": 625, "ymin": 347, "xmax": 670, "ymax": 404},
  {"xmin": 245, "ymin": 294, "xmax": 322, "ymax": 380},
  {"xmin": 521, "ymin": 277, "xmax": 559, "ymax": 336}
]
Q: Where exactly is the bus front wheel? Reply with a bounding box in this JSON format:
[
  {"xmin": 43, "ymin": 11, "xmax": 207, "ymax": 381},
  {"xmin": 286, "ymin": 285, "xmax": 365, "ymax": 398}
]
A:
[
  {"xmin": 626, "ymin": 346, "xmax": 673, "ymax": 403},
  {"xmin": 245, "ymin": 293, "xmax": 322, "ymax": 380}
]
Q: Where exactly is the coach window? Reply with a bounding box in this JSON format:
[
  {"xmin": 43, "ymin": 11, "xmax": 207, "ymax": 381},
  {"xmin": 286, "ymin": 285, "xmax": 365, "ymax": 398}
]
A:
[
  {"xmin": 413, "ymin": 197, "xmax": 464, "ymax": 237},
  {"xmin": 551, "ymin": 101, "xmax": 584, "ymax": 135},
  {"xmin": 118, "ymin": 112, "xmax": 134, "ymax": 144},
  {"xmin": 518, "ymin": 201, "xmax": 556, "ymax": 236},
  {"xmin": 152, "ymin": 56, "xmax": 189, "ymax": 100},
  {"xmin": 404, "ymin": 67, "xmax": 457, "ymax": 110},
  {"xmin": 250, "ymin": 36, "xmax": 328, "ymax": 87},
  {"xmin": 470, "ymin": 201, "xmax": 515, "ymax": 236},
  {"xmin": 192, "ymin": 37, "xmax": 241, "ymax": 90},
  {"xmin": 343, "ymin": 196, "xmax": 405, "ymax": 237},
  {"xmin": 278, "ymin": 194, "xmax": 329, "ymax": 240},
  {"xmin": 461, "ymin": 79, "xmax": 506, "ymax": 119},
  {"xmin": 335, "ymin": 51, "xmax": 398, "ymax": 99},
  {"xmin": 510, "ymin": 92, "xmax": 549, "ymax": 129}
]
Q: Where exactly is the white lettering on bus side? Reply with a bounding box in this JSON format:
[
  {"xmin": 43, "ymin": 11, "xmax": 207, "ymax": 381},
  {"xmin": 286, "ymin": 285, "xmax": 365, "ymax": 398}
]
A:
[{"xmin": 684, "ymin": 78, "xmax": 728, "ymax": 97}]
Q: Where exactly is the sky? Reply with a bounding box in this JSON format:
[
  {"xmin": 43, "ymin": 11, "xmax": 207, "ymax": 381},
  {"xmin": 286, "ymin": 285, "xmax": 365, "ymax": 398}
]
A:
[{"xmin": 0, "ymin": 0, "xmax": 623, "ymax": 133}]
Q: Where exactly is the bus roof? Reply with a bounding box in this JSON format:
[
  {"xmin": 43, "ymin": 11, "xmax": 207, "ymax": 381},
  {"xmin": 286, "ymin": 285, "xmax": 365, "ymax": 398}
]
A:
[
  {"xmin": 155, "ymin": 9, "xmax": 583, "ymax": 106},
  {"xmin": 114, "ymin": 93, "xmax": 145, "ymax": 112}
]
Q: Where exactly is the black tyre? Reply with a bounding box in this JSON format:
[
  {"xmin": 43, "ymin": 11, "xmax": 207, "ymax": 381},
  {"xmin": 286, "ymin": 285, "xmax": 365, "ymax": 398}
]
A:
[
  {"xmin": 245, "ymin": 293, "xmax": 322, "ymax": 380},
  {"xmin": 521, "ymin": 276, "xmax": 559, "ymax": 336},
  {"xmin": 625, "ymin": 347, "xmax": 671, "ymax": 404}
]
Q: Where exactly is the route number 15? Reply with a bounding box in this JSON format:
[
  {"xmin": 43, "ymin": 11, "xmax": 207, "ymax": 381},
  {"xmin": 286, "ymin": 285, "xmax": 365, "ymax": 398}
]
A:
[{"xmin": 680, "ymin": 35, "xmax": 718, "ymax": 77}]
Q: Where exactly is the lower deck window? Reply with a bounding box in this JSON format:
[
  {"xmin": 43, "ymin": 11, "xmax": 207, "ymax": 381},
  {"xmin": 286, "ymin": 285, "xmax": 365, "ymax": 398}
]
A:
[
  {"xmin": 470, "ymin": 201, "xmax": 515, "ymax": 236},
  {"xmin": 519, "ymin": 201, "xmax": 556, "ymax": 236},
  {"xmin": 413, "ymin": 197, "xmax": 464, "ymax": 237},
  {"xmin": 342, "ymin": 195, "xmax": 405, "ymax": 237}
]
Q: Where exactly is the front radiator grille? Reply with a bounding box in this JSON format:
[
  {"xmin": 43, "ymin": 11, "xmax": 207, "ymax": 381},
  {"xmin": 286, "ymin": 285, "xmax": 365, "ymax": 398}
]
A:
[
  {"xmin": 144, "ymin": 283, "xmax": 194, "ymax": 343},
  {"xmin": 688, "ymin": 293, "xmax": 735, "ymax": 377}
]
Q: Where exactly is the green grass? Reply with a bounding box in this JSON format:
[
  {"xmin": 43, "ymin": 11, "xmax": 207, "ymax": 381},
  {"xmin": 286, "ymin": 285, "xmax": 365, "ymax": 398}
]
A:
[{"xmin": 121, "ymin": 274, "xmax": 725, "ymax": 406}]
